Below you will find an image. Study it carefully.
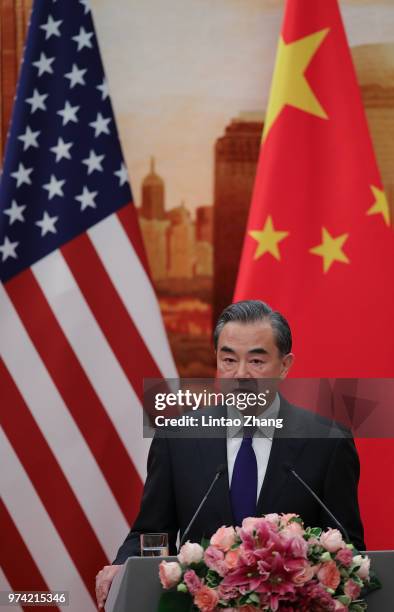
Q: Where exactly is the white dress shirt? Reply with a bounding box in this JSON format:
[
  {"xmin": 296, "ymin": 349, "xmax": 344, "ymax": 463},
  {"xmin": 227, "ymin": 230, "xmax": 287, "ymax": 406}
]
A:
[{"xmin": 226, "ymin": 394, "xmax": 280, "ymax": 502}]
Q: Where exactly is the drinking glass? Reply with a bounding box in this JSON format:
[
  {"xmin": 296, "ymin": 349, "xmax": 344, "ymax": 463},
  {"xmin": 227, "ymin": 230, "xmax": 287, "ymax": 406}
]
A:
[{"xmin": 140, "ymin": 533, "xmax": 169, "ymax": 557}]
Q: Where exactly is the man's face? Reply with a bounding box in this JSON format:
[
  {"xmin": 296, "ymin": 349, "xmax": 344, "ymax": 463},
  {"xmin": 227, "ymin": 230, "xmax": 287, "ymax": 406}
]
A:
[{"xmin": 216, "ymin": 320, "xmax": 294, "ymax": 380}]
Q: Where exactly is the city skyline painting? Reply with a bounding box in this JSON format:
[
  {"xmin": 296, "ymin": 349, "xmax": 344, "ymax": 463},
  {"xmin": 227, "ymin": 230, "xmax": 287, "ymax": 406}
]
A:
[{"xmin": 1, "ymin": 0, "xmax": 393, "ymax": 374}]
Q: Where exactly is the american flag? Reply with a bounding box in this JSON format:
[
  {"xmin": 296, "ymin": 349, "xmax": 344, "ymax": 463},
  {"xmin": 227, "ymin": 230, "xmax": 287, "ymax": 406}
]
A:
[{"xmin": 0, "ymin": 1, "xmax": 177, "ymax": 610}]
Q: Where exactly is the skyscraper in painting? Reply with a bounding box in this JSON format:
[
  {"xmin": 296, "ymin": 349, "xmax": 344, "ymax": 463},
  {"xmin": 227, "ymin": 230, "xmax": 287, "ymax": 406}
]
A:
[{"xmin": 213, "ymin": 114, "xmax": 263, "ymax": 324}]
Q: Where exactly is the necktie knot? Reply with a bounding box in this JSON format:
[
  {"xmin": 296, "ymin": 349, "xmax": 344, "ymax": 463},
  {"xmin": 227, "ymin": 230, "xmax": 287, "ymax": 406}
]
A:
[{"xmin": 243, "ymin": 425, "xmax": 257, "ymax": 440}]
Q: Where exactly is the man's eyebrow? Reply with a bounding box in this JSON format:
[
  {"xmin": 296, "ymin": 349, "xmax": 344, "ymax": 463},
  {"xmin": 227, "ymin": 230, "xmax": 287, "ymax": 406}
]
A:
[
  {"xmin": 219, "ymin": 346, "xmax": 269, "ymax": 355},
  {"xmin": 248, "ymin": 347, "xmax": 268, "ymax": 355},
  {"xmin": 219, "ymin": 346, "xmax": 235, "ymax": 354}
]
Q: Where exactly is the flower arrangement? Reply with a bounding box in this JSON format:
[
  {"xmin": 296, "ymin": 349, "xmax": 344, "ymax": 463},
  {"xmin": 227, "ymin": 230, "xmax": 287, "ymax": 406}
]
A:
[{"xmin": 158, "ymin": 514, "xmax": 375, "ymax": 611}]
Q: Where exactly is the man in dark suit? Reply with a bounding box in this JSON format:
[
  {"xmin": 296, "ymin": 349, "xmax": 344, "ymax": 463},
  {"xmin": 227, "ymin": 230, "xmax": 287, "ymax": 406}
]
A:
[{"xmin": 95, "ymin": 300, "xmax": 365, "ymax": 608}]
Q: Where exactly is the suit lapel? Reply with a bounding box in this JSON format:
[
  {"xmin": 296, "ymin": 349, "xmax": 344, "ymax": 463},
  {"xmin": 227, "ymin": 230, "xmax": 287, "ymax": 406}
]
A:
[
  {"xmin": 257, "ymin": 397, "xmax": 307, "ymax": 515},
  {"xmin": 196, "ymin": 406, "xmax": 234, "ymax": 527}
]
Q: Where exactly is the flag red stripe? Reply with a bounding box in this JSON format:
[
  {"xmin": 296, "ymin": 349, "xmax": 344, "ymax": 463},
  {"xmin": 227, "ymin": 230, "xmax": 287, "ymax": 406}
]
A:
[
  {"xmin": 117, "ymin": 202, "xmax": 151, "ymax": 277},
  {"xmin": 5, "ymin": 271, "xmax": 142, "ymax": 524},
  {"xmin": 61, "ymin": 233, "xmax": 162, "ymax": 400},
  {"xmin": 0, "ymin": 359, "xmax": 106, "ymax": 601},
  {"xmin": 0, "ymin": 500, "xmax": 59, "ymax": 612}
]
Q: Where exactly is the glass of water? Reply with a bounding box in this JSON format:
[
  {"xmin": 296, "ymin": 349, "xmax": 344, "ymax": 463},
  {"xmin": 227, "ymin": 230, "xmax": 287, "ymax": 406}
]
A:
[{"xmin": 140, "ymin": 533, "xmax": 169, "ymax": 557}]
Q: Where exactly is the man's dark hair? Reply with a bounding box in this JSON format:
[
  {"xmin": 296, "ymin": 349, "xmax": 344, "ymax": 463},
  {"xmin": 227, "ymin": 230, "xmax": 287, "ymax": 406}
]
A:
[{"xmin": 213, "ymin": 300, "xmax": 292, "ymax": 356}]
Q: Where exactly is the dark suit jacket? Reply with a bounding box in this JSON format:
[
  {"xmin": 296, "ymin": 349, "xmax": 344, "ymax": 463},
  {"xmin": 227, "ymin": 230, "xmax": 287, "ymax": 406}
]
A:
[{"xmin": 114, "ymin": 397, "xmax": 365, "ymax": 563}]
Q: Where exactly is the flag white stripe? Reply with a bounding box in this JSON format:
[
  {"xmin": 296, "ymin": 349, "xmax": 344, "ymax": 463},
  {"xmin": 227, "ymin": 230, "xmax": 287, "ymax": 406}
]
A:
[
  {"xmin": 0, "ymin": 430, "xmax": 96, "ymax": 612},
  {"xmin": 0, "ymin": 284, "xmax": 128, "ymax": 559},
  {"xmin": 89, "ymin": 214, "xmax": 178, "ymax": 378},
  {"xmin": 32, "ymin": 250, "xmax": 150, "ymax": 481}
]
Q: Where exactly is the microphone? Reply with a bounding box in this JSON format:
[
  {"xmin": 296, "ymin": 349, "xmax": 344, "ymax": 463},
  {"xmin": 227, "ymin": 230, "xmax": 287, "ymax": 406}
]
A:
[
  {"xmin": 284, "ymin": 464, "xmax": 350, "ymax": 543},
  {"xmin": 179, "ymin": 464, "xmax": 227, "ymax": 550}
]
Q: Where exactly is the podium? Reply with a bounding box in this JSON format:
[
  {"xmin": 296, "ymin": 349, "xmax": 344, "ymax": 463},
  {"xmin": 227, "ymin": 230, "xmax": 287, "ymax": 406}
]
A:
[{"xmin": 105, "ymin": 552, "xmax": 394, "ymax": 612}]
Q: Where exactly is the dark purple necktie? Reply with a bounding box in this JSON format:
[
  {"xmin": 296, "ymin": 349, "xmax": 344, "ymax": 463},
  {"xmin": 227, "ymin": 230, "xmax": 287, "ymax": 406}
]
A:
[{"xmin": 230, "ymin": 429, "xmax": 257, "ymax": 526}]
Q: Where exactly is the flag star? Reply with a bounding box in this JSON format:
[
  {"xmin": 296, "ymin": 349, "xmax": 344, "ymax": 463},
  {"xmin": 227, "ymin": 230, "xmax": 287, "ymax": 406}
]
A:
[
  {"xmin": 32, "ymin": 52, "xmax": 55, "ymax": 76},
  {"xmin": 309, "ymin": 227, "xmax": 350, "ymax": 273},
  {"xmin": 79, "ymin": 0, "xmax": 91, "ymax": 14},
  {"xmin": 57, "ymin": 100, "xmax": 79, "ymax": 125},
  {"xmin": 89, "ymin": 112, "xmax": 111, "ymax": 137},
  {"xmin": 75, "ymin": 186, "xmax": 98, "ymax": 210},
  {"xmin": 96, "ymin": 77, "xmax": 109, "ymax": 100},
  {"xmin": 367, "ymin": 185, "xmax": 390, "ymax": 226},
  {"xmin": 114, "ymin": 162, "xmax": 128, "ymax": 186},
  {"xmin": 263, "ymin": 28, "xmax": 330, "ymax": 139},
  {"xmin": 26, "ymin": 88, "xmax": 48, "ymax": 113},
  {"xmin": 43, "ymin": 174, "xmax": 65, "ymax": 199},
  {"xmin": 35, "ymin": 211, "xmax": 58, "ymax": 236},
  {"xmin": 0, "ymin": 236, "xmax": 19, "ymax": 262},
  {"xmin": 18, "ymin": 125, "xmax": 40, "ymax": 150},
  {"xmin": 11, "ymin": 162, "xmax": 33, "ymax": 187},
  {"xmin": 40, "ymin": 14, "xmax": 62, "ymax": 39},
  {"xmin": 249, "ymin": 215, "xmax": 289, "ymax": 260},
  {"xmin": 72, "ymin": 27, "xmax": 94, "ymax": 51},
  {"xmin": 64, "ymin": 63, "xmax": 87, "ymax": 88},
  {"xmin": 50, "ymin": 137, "xmax": 73, "ymax": 162},
  {"xmin": 82, "ymin": 149, "xmax": 104, "ymax": 174},
  {"xmin": 3, "ymin": 200, "xmax": 26, "ymax": 225}
]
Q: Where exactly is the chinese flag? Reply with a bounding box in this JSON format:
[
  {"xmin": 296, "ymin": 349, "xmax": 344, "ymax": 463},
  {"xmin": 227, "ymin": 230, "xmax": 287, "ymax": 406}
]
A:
[{"xmin": 234, "ymin": 0, "xmax": 394, "ymax": 549}]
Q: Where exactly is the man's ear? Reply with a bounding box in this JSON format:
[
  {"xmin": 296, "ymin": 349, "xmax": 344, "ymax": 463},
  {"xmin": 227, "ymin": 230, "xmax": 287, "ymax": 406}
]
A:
[{"xmin": 280, "ymin": 353, "xmax": 294, "ymax": 379}]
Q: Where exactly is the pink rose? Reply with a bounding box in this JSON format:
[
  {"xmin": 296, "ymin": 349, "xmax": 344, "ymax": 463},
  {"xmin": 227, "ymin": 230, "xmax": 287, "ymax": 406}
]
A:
[
  {"xmin": 264, "ymin": 513, "xmax": 280, "ymax": 525},
  {"xmin": 183, "ymin": 569, "xmax": 202, "ymax": 595},
  {"xmin": 159, "ymin": 560, "xmax": 182, "ymax": 589},
  {"xmin": 317, "ymin": 560, "xmax": 341, "ymax": 590},
  {"xmin": 241, "ymin": 516, "xmax": 267, "ymax": 533},
  {"xmin": 224, "ymin": 548, "xmax": 241, "ymax": 570},
  {"xmin": 320, "ymin": 529, "xmax": 345, "ymax": 553},
  {"xmin": 194, "ymin": 585, "xmax": 219, "ymax": 612},
  {"xmin": 280, "ymin": 513, "xmax": 299, "ymax": 526},
  {"xmin": 217, "ymin": 583, "xmax": 238, "ymax": 601},
  {"xmin": 281, "ymin": 521, "xmax": 304, "ymax": 538},
  {"xmin": 286, "ymin": 534, "xmax": 308, "ymax": 558},
  {"xmin": 335, "ymin": 547, "xmax": 353, "ymax": 567},
  {"xmin": 204, "ymin": 545, "xmax": 226, "ymax": 576},
  {"xmin": 344, "ymin": 578, "xmax": 361, "ymax": 600},
  {"xmin": 178, "ymin": 541, "xmax": 204, "ymax": 565},
  {"xmin": 292, "ymin": 564, "xmax": 314, "ymax": 585},
  {"xmin": 353, "ymin": 554, "xmax": 370, "ymax": 580},
  {"xmin": 210, "ymin": 525, "xmax": 237, "ymax": 551}
]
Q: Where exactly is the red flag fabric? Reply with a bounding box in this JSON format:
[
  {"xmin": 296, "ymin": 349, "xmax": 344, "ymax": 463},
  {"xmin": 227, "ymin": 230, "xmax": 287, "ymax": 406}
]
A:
[{"xmin": 234, "ymin": 0, "xmax": 394, "ymax": 549}]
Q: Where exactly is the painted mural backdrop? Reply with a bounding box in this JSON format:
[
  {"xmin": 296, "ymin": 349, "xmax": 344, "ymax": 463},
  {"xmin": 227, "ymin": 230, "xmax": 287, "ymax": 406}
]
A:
[{"xmin": 1, "ymin": 0, "xmax": 393, "ymax": 375}]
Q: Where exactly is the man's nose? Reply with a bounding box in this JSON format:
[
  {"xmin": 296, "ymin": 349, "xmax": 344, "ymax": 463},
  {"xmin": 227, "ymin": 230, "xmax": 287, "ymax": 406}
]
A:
[{"xmin": 234, "ymin": 363, "xmax": 250, "ymax": 378}]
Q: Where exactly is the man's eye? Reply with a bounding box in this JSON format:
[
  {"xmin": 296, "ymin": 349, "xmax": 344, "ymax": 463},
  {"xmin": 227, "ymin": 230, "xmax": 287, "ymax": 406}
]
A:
[
  {"xmin": 251, "ymin": 359, "xmax": 264, "ymax": 365},
  {"xmin": 224, "ymin": 358, "xmax": 235, "ymax": 363}
]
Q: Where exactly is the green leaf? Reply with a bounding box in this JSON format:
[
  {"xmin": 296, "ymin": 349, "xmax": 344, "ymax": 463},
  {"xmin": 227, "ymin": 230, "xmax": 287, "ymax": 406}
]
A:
[
  {"xmin": 306, "ymin": 527, "xmax": 322, "ymax": 538},
  {"xmin": 205, "ymin": 569, "xmax": 221, "ymax": 588},
  {"xmin": 200, "ymin": 537, "xmax": 210, "ymax": 550},
  {"xmin": 349, "ymin": 602, "xmax": 367, "ymax": 612},
  {"xmin": 157, "ymin": 591, "xmax": 193, "ymax": 612},
  {"xmin": 248, "ymin": 592, "xmax": 260, "ymax": 604}
]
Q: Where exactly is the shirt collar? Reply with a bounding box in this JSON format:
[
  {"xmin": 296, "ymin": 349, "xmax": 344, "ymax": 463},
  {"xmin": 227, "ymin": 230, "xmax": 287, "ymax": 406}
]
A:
[{"xmin": 227, "ymin": 393, "xmax": 280, "ymax": 439}]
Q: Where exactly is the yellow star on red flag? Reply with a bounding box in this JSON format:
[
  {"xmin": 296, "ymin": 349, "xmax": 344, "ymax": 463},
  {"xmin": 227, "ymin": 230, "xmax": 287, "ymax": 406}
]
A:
[
  {"xmin": 249, "ymin": 215, "xmax": 289, "ymax": 260},
  {"xmin": 367, "ymin": 185, "xmax": 390, "ymax": 226},
  {"xmin": 309, "ymin": 227, "xmax": 350, "ymax": 273},
  {"xmin": 263, "ymin": 28, "xmax": 330, "ymax": 140}
]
